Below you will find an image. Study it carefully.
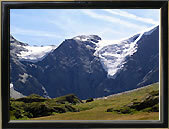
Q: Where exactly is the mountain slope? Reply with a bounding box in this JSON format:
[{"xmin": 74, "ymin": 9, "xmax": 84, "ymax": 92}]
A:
[
  {"xmin": 26, "ymin": 35, "xmax": 108, "ymax": 99},
  {"xmin": 10, "ymin": 35, "xmax": 57, "ymax": 63},
  {"xmin": 94, "ymin": 33, "xmax": 140, "ymax": 78},
  {"xmin": 10, "ymin": 35, "xmax": 55, "ymax": 97},
  {"xmin": 10, "ymin": 83, "xmax": 25, "ymax": 99},
  {"xmin": 10, "ymin": 26, "xmax": 159, "ymax": 99},
  {"xmin": 94, "ymin": 26, "xmax": 159, "ymax": 96}
]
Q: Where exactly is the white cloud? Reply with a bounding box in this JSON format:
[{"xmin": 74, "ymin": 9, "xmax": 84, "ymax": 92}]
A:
[
  {"xmin": 11, "ymin": 26, "xmax": 61, "ymax": 38},
  {"xmin": 11, "ymin": 9, "xmax": 158, "ymax": 46},
  {"xmin": 48, "ymin": 18, "xmax": 126, "ymax": 41},
  {"xmin": 81, "ymin": 10, "xmax": 148, "ymax": 31},
  {"xmin": 103, "ymin": 9, "xmax": 159, "ymax": 25}
]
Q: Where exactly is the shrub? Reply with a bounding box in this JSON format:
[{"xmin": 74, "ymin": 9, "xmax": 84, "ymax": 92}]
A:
[{"xmin": 86, "ymin": 98, "xmax": 94, "ymax": 103}]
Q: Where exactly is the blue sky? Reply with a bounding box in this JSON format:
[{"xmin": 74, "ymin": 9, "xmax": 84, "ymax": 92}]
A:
[{"xmin": 10, "ymin": 9, "xmax": 159, "ymax": 46}]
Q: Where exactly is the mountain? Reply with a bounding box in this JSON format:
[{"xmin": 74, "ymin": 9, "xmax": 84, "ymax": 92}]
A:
[
  {"xmin": 10, "ymin": 35, "xmax": 56, "ymax": 98},
  {"xmin": 10, "ymin": 26, "xmax": 159, "ymax": 99},
  {"xmin": 10, "ymin": 83, "xmax": 25, "ymax": 99},
  {"xmin": 93, "ymin": 26, "xmax": 159, "ymax": 96},
  {"xmin": 26, "ymin": 35, "xmax": 107, "ymax": 98},
  {"xmin": 10, "ymin": 35, "xmax": 57, "ymax": 63}
]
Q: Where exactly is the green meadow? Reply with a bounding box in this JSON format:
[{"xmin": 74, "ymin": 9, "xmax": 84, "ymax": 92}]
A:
[{"xmin": 10, "ymin": 83, "xmax": 159, "ymax": 120}]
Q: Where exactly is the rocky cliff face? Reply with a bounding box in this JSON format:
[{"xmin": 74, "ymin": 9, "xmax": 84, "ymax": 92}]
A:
[
  {"xmin": 10, "ymin": 26, "xmax": 159, "ymax": 99},
  {"xmin": 10, "ymin": 36, "xmax": 50, "ymax": 98},
  {"xmin": 24, "ymin": 35, "xmax": 107, "ymax": 99},
  {"xmin": 94, "ymin": 26, "xmax": 159, "ymax": 96}
]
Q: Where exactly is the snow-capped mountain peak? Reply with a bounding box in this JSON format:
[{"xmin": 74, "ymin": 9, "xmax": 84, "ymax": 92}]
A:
[
  {"xmin": 94, "ymin": 26, "xmax": 158, "ymax": 79},
  {"xmin": 10, "ymin": 35, "xmax": 57, "ymax": 63},
  {"xmin": 143, "ymin": 25, "xmax": 158, "ymax": 36},
  {"xmin": 10, "ymin": 25, "xmax": 159, "ymax": 99},
  {"xmin": 73, "ymin": 35, "xmax": 101, "ymax": 43},
  {"xmin": 94, "ymin": 34, "xmax": 141, "ymax": 79},
  {"xmin": 10, "ymin": 35, "xmax": 28, "ymax": 46},
  {"xmin": 17, "ymin": 45, "xmax": 57, "ymax": 62}
]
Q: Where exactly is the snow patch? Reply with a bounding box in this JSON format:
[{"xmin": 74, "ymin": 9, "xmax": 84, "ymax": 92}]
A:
[
  {"xmin": 72, "ymin": 27, "xmax": 157, "ymax": 79},
  {"xmin": 45, "ymin": 65, "xmax": 50, "ymax": 69},
  {"xmin": 10, "ymin": 83, "xmax": 14, "ymax": 88},
  {"xmin": 17, "ymin": 45, "xmax": 57, "ymax": 62},
  {"xmin": 94, "ymin": 36, "xmax": 140, "ymax": 79},
  {"xmin": 73, "ymin": 35, "xmax": 101, "ymax": 43},
  {"xmin": 104, "ymin": 88, "xmax": 110, "ymax": 93},
  {"xmin": 94, "ymin": 26, "xmax": 156, "ymax": 79},
  {"xmin": 19, "ymin": 73, "xmax": 28, "ymax": 83},
  {"xmin": 86, "ymin": 45, "xmax": 94, "ymax": 50},
  {"xmin": 42, "ymin": 86, "xmax": 50, "ymax": 98},
  {"xmin": 74, "ymin": 36, "xmax": 88, "ymax": 42}
]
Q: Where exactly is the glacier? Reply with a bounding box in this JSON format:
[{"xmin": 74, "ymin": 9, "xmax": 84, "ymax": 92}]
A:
[
  {"xmin": 73, "ymin": 26, "xmax": 158, "ymax": 79},
  {"xmin": 17, "ymin": 45, "xmax": 57, "ymax": 62},
  {"xmin": 12, "ymin": 25, "xmax": 158, "ymax": 79},
  {"xmin": 94, "ymin": 26, "xmax": 158, "ymax": 79}
]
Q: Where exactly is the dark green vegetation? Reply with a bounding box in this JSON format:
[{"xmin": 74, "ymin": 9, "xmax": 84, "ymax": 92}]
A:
[
  {"xmin": 10, "ymin": 83, "xmax": 159, "ymax": 120},
  {"xmin": 86, "ymin": 97, "xmax": 94, "ymax": 103},
  {"xmin": 106, "ymin": 90, "xmax": 159, "ymax": 114},
  {"xmin": 10, "ymin": 94, "xmax": 82, "ymax": 120}
]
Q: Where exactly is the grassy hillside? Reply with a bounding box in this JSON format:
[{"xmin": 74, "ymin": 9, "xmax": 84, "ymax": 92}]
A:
[
  {"xmin": 10, "ymin": 94, "xmax": 82, "ymax": 120},
  {"xmin": 10, "ymin": 83, "xmax": 159, "ymax": 120}
]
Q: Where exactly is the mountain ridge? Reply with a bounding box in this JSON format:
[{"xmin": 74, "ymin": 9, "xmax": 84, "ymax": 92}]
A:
[{"xmin": 10, "ymin": 26, "xmax": 159, "ymax": 99}]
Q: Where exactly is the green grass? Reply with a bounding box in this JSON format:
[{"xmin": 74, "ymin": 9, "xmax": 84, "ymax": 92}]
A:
[
  {"xmin": 32, "ymin": 83, "xmax": 159, "ymax": 120},
  {"xmin": 10, "ymin": 94, "xmax": 81, "ymax": 120}
]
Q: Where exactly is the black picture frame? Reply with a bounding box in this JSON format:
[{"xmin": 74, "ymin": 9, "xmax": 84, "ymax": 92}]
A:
[{"xmin": 1, "ymin": 1, "xmax": 168, "ymax": 128}]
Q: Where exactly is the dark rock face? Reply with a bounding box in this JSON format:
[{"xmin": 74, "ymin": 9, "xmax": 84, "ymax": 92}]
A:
[
  {"xmin": 10, "ymin": 27, "xmax": 159, "ymax": 99},
  {"xmin": 10, "ymin": 36, "xmax": 45, "ymax": 97},
  {"xmin": 25, "ymin": 37, "xmax": 107, "ymax": 99},
  {"xmin": 10, "ymin": 56, "xmax": 45, "ymax": 96},
  {"xmin": 97, "ymin": 26, "xmax": 159, "ymax": 96}
]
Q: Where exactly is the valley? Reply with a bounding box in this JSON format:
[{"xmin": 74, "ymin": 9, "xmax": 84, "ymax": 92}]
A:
[
  {"xmin": 9, "ymin": 9, "xmax": 160, "ymax": 121},
  {"xmin": 10, "ymin": 83, "xmax": 159, "ymax": 120}
]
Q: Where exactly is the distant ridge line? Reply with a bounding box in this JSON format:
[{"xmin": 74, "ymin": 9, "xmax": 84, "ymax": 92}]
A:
[{"xmin": 94, "ymin": 82, "xmax": 158, "ymax": 100}]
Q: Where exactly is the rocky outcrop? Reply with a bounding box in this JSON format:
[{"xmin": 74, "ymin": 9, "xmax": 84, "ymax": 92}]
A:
[
  {"xmin": 86, "ymin": 98, "xmax": 94, "ymax": 103},
  {"xmin": 10, "ymin": 36, "xmax": 46, "ymax": 97},
  {"xmin": 27, "ymin": 36, "xmax": 107, "ymax": 99},
  {"xmin": 107, "ymin": 90, "xmax": 159, "ymax": 114},
  {"xmin": 15, "ymin": 94, "xmax": 47, "ymax": 103},
  {"xmin": 10, "ymin": 94, "xmax": 82, "ymax": 119},
  {"xmin": 55, "ymin": 94, "xmax": 83, "ymax": 104}
]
